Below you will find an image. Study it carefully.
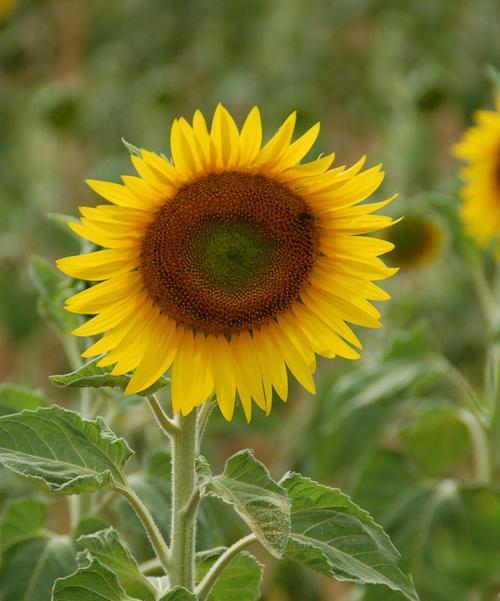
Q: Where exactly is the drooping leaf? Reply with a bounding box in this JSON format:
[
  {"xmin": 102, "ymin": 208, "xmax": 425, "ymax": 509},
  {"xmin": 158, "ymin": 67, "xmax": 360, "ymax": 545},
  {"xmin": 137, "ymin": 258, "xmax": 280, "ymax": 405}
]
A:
[
  {"xmin": 50, "ymin": 357, "xmax": 169, "ymax": 396},
  {"xmin": 0, "ymin": 405, "xmax": 133, "ymax": 494},
  {"xmin": 196, "ymin": 548, "xmax": 263, "ymax": 601},
  {"xmin": 53, "ymin": 558, "xmax": 140, "ymax": 601},
  {"xmin": 158, "ymin": 587, "xmax": 197, "ymax": 601},
  {"xmin": 0, "ymin": 384, "xmax": 48, "ymax": 417},
  {"xmin": 77, "ymin": 527, "xmax": 156, "ymax": 600},
  {"xmin": 197, "ymin": 450, "xmax": 291, "ymax": 558},
  {"xmin": 281, "ymin": 473, "xmax": 419, "ymax": 601},
  {"xmin": 0, "ymin": 534, "xmax": 76, "ymax": 601},
  {"xmin": 29, "ymin": 254, "xmax": 79, "ymax": 333},
  {"xmin": 0, "ymin": 496, "xmax": 47, "ymax": 554}
]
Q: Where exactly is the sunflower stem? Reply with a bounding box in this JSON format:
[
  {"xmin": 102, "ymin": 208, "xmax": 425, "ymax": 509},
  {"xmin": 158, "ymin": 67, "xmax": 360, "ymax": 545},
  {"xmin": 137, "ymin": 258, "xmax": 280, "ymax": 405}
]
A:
[{"xmin": 170, "ymin": 410, "xmax": 199, "ymax": 590}]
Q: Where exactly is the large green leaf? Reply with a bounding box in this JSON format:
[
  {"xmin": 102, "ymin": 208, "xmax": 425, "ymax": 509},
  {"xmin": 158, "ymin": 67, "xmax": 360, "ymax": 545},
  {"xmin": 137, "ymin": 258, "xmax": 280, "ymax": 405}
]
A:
[
  {"xmin": 0, "ymin": 535, "xmax": 76, "ymax": 601},
  {"xmin": 0, "ymin": 405, "xmax": 133, "ymax": 494},
  {"xmin": 0, "ymin": 384, "xmax": 48, "ymax": 417},
  {"xmin": 29, "ymin": 255, "xmax": 79, "ymax": 333},
  {"xmin": 0, "ymin": 496, "xmax": 47, "ymax": 554},
  {"xmin": 196, "ymin": 548, "xmax": 263, "ymax": 601},
  {"xmin": 197, "ymin": 450, "xmax": 290, "ymax": 558},
  {"xmin": 53, "ymin": 558, "xmax": 140, "ymax": 601},
  {"xmin": 77, "ymin": 527, "xmax": 156, "ymax": 600},
  {"xmin": 158, "ymin": 587, "xmax": 197, "ymax": 601},
  {"xmin": 281, "ymin": 473, "xmax": 419, "ymax": 601},
  {"xmin": 50, "ymin": 357, "xmax": 169, "ymax": 396}
]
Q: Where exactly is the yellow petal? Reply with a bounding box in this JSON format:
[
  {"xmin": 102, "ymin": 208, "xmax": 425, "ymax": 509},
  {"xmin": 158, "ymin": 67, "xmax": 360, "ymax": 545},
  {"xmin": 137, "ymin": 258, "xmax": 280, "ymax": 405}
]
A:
[
  {"xmin": 269, "ymin": 321, "xmax": 316, "ymax": 394},
  {"xmin": 130, "ymin": 155, "xmax": 175, "ymax": 194},
  {"xmin": 72, "ymin": 295, "xmax": 142, "ymax": 336},
  {"xmin": 274, "ymin": 122, "xmax": 320, "ymax": 171},
  {"xmin": 252, "ymin": 111, "xmax": 296, "ymax": 168},
  {"xmin": 239, "ymin": 106, "xmax": 262, "ymax": 166},
  {"xmin": 210, "ymin": 104, "xmax": 240, "ymax": 169},
  {"xmin": 140, "ymin": 149, "xmax": 182, "ymax": 186},
  {"xmin": 66, "ymin": 271, "xmax": 143, "ymax": 314},
  {"xmin": 208, "ymin": 334, "xmax": 236, "ymax": 421},
  {"xmin": 86, "ymin": 179, "xmax": 146, "ymax": 210},
  {"xmin": 125, "ymin": 317, "xmax": 179, "ymax": 394},
  {"xmin": 57, "ymin": 249, "xmax": 138, "ymax": 281}
]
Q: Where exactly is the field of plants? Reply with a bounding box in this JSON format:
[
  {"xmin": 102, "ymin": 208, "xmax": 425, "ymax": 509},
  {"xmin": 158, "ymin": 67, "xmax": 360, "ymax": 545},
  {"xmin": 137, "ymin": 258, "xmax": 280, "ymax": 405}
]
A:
[{"xmin": 0, "ymin": 1, "xmax": 499, "ymax": 601}]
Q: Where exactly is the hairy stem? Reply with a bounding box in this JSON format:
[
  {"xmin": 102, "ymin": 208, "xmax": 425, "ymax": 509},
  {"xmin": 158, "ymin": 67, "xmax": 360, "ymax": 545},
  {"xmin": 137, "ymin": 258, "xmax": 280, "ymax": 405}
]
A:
[
  {"xmin": 147, "ymin": 394, "xmax": 180, "ymax": 439},
  {"xmin": 115, "ymin": 484, "xmax": 171, "ymax": 571},
  {"xmin": 196, "ymin": 534, "xmax": 258, "ymax": 601},
  {"xmin": 170, "ymin": 410, "xmax": 198, "ymax": 590}
]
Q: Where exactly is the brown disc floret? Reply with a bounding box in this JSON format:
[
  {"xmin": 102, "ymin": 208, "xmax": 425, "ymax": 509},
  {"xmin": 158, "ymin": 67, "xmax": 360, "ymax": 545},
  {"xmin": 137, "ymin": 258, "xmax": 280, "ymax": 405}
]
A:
[{"xmin": 140, "ymin": 171, "xmax": 318, "ymax": 334}]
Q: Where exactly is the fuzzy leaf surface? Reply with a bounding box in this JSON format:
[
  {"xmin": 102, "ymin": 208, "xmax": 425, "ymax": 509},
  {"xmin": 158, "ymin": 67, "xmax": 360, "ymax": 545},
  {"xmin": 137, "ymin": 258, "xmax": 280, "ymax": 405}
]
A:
[
  {"xmin": 158, "ymin": 587, "xmax": 197, "ymax": 600},
  {"xmin": 196, "ymin": 547, "xmax": 263, "ymax": 601},
  {"xmin": 77, "ymin": 527, "xmax": 155, "ymax": 600},
  {"xmin": 0, "ymin": 405, "xmax": 133, "ymax": 494},
  {"xmin": 197, "ymin": 450, "xmax": 291, "ymax": 558},
  {"xmin": 53, "ymin": 558, "xmax": 140, "ymax": 601},
  {"xmin": 282, "ymin": 473, "xmax": 419, "ymax": 601}
]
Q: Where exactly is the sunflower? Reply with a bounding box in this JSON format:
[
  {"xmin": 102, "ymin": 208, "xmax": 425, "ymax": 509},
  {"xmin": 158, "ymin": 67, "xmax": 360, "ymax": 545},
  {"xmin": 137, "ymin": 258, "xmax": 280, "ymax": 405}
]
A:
[
  {"xmin": 384, "ymin": 214, "xmax": 442, "ymax": 269},
  {"xmin": 57, "ymin": 105, "xmax": 398, "ymax": 420},
  {"xmin": 454, "ymin": 97, "xmax": 500, "ymax": 250}
]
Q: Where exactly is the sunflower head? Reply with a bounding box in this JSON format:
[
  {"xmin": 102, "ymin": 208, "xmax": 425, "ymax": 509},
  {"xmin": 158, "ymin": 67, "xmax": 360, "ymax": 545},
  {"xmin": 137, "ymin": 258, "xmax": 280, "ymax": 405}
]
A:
[
  {"xmin": 384, "ymin": 214, "xmax": 443, "ymax": 269},
  {"xmin": 57, "ymin": 104, "xmax": 398, "ymax": 420},
  {"xmin": 453, "ymin": 96, "xmax": 500, "ymax": 251}
]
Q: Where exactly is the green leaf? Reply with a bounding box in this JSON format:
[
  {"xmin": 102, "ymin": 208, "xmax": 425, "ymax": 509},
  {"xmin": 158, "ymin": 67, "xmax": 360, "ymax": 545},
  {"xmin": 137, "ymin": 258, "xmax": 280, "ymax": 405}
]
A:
[
  {"xmin": 0, "ymin": 405, "xmax": 133, "ymax": 494},
  {"xmin": 50, "ymin": 357, "xmax": 170, "ymax": 396},
  {"xmin": 29, "ymin": 255, "xmax": 79, "ymax": 333},
  {"xmin": 196, "ymin": 548, "xmax": 263, "ymax": 601},
  {"xmin": 0, "ymin": 384, "xmax": 48, "ymax": 417},
  {"xmin": 158, "ymin": 587, "xmax": 197, "ymax": 601},
  {"xmin": 122, "ymin": 137, "xmax": 141, "ymax": 157},
  {"xmin": 77, "ymin": 527, "xmax": 155, "ymax": 600},
  {"xmin": 281, "ymin": 473, "xmax": 419, "ymax": 601},
  {"xmin": 53, "ymin": 558, "xmax": 140, "ymax": 601},
  {"xmin": 0, "ymin": 535, "xmax": 76, "ymax": 601},
  {"xmin": 398, "ymin": 406, "xmax": 471, "ymax": 477},
  {"xmin": 0, "ymin": 496, "xmax": 47, "ymax": 554},
  {"xmin": 197, "ymin": 450, "xmax": 291, "ymax": 558}
]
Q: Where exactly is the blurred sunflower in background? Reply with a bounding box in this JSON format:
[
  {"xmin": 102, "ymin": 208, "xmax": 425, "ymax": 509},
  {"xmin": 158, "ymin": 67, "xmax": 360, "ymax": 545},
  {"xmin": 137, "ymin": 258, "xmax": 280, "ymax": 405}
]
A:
[
  {"xmin": 454, "ymin": 96, "xmax": 500, "ymax": 252},
  {"xmin": 384, "ymin": 214, "xmax": 443, "ymax": 269},
  {"xmin": 0, "ymin": 0, "xmax": 15, "ymax": 20},
  {"xmin": 58, "ymin": 105, "xmax": 398, "ymax": 420}
]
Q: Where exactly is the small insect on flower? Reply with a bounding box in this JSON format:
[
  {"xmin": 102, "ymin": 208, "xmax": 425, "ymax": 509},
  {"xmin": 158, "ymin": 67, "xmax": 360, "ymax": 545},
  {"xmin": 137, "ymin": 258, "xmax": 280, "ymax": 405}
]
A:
[
  {"xmin": 57, "ymin": 105, "xmax": 399, "ymax": 420},
  {"xmin": 454, "ymin": 96, "xmax": 500, "ymax": 251}
]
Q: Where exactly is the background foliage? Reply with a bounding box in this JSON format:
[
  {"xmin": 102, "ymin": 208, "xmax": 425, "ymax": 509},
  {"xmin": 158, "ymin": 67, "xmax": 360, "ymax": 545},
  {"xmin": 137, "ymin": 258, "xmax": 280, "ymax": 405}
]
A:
[{"xmin": 0, "ymin": 1, "xmax": 499, "ymax": 600}]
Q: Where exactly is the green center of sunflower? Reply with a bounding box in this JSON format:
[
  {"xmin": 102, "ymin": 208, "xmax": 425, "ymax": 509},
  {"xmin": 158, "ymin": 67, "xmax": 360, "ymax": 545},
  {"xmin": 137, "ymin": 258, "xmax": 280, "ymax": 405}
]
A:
[
  {"xmin": 190, "ymin": 221, "xmax": 275, "ymax": 292},
  {"xmin": 140, "ymin": 171, "xmax": 318, "ymax": 335}
]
